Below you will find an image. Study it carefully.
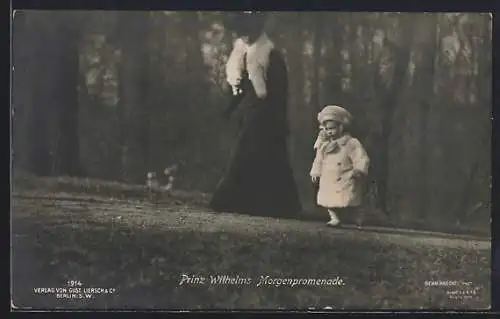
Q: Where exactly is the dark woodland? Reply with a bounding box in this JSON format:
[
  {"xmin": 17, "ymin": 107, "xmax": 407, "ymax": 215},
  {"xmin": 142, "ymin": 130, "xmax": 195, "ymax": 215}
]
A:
[
  {"xmin": 10, "ymin": 11, "xmax": 492, "ymax": 310},
  {"xmin": 12, "ymin": 11, "xmax": 491, "ymax": 233}
]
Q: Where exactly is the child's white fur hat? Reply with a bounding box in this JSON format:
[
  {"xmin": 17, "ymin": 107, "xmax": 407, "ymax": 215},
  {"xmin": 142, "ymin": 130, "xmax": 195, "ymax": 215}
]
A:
[{"xmin": 317, "ymin": 105, "xmax": 352, "ymax": 125}]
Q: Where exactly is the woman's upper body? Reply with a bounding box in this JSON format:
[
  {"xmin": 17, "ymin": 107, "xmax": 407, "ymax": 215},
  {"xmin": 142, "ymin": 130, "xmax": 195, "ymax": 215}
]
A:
[
  {"xmin": 224, "ymin": 30, "xmax": 289, "ymax": 139},
  {"xmin": 224, "ymin": 10, "xmax": 269, "ymax": 92},
  {"xmin": 225, "ymin": 32, "xmax": 284, "ymax": 100}
]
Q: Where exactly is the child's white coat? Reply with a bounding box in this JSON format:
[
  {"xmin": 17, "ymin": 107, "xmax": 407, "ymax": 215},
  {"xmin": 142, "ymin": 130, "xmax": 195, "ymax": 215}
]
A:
[{"xmin": 310, "ymin": 134, "xmax": 370, "ymax": 208}]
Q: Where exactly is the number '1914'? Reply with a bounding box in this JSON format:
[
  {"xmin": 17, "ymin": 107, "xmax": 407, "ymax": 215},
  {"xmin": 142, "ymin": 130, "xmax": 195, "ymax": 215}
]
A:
[{"xmin": 67, "ymin": 280, "xmax": 83, "ymax": 287}]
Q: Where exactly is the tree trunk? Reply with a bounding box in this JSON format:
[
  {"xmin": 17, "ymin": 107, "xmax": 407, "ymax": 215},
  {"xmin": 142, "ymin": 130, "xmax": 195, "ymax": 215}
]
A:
[
  {"xmin": 14, "ymin": 12, "xmax": 84, "ymax": 177},
  {"xmin": 324, "ymin": 14, "xmax": 344, "ymax": 105},
  {"xmin": 477, "ymin": 14, "xmax": 492, "ymax": 108},
  {"xmin": 53, "ymin": 16, "xmax": 84, "ymax": 177},
  {"xmin": 182, "ymin": 12, "xmax": 207, "ymax": 165},
  {"xmin": 374, "ymin": 15, "xmax": 414, "ymax": 215},
  {"xmin": 15, "ymin": 12, "xmax": 53, "ymax": 176},
  {"xmin": 117, "ymin": 12, "xmax": 151, "ymax": 183},
  {"xmin": 311, "ymin": 14, "xmax": 323, "ymax": 114},
  {"xmin": 12, "ymin": 11, "xmax": 32, "ymax": 172},
  {"xmin": 284, "ymin": 13, "xmax": 311, "ymax": 210},
  {"xmin": 413, "ymin": 13, "xmax": 439, "ymax": 219},
  {"xmin": 454, "ymin": 13, "xmax": 492, "ymax": 224},
  {"xmin": 310, "ymin": 14, "xmax": 324, "ymax": 204}
]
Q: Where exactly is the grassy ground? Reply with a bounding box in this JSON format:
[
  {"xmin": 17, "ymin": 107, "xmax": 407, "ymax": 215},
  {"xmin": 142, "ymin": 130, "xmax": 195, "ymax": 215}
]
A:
[
  {"xmin": 11, "ymin": 176, "xmax": 491, "ymax": 310},
  {"xmin": 11, "ymin": 173, "xmax": 490, "ymax": 237}
]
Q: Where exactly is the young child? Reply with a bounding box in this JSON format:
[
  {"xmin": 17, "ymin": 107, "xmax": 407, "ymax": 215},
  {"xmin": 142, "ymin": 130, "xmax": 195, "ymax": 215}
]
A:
[{"xmin": 310, "ymin": 105, "xmax": 370, "ymax": 227}]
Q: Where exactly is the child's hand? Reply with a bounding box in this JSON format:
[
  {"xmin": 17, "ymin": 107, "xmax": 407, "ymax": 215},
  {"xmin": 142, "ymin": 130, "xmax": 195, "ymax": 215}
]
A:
[
  {"xmin": 350, "ymin": 169, "xmax": 364, "ymax": 180},
  {"xmin": 311, "ymin": 175, "xmax": 320, "ymax": 184},
  {"xmin": 318, "ymin": 129, "xmax": 328, "ymax": 141}
]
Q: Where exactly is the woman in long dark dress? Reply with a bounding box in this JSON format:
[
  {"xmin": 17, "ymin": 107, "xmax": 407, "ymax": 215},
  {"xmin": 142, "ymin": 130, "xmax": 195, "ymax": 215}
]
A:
[{"xmin": 209, "ymin": 12, "xmax": 302, "ymax": 218}]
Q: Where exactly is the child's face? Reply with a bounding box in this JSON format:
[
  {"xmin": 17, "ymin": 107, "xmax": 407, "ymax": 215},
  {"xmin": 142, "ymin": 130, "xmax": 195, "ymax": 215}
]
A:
[{"xmin": 321, "ymin": 120, "xmax": 343, "ymax": 139}]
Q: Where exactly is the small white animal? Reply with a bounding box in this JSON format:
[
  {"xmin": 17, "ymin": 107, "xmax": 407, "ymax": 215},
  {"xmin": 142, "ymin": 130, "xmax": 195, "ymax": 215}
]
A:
[
  {"xmin": 146, "ymin": 172, "xmax": 160, "ymax": 189},
  {"xmin": 145, "ymin": 165, "xmax": 179, "ymax": 201}
]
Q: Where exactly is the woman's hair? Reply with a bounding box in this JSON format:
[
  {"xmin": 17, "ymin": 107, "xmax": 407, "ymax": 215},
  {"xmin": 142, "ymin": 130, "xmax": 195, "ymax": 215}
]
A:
[{"xmin": 225, "ymin": 12, "xmax": 267, "ymax": 36}]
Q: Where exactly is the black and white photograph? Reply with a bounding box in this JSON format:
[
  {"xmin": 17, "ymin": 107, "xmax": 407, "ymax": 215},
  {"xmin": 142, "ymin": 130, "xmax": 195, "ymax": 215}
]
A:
[{"xmin": 10, "ymin": 10, "xmax": 492, "ymax": 310}]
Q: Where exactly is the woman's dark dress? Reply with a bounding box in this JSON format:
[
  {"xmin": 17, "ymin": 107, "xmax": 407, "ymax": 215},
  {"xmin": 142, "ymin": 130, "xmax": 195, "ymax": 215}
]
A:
[{"xmin": 209, "ymin": 49, "xmax": 302, "ymax": 218}]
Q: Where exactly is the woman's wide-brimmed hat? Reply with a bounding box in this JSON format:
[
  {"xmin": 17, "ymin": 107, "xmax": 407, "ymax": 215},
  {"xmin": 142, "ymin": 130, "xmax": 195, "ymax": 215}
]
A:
[
  {"xmin": 225, "ymin": 11, "xmax": 268, "ymax": 35},
  {"xmin": 317, "ymin": 105, "xmax": 353, "ymax": 126}
]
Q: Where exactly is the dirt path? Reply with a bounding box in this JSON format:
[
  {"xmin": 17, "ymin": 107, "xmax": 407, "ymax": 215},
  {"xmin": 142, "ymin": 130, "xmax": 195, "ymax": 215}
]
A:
[{"xmin": 11, "ymin": 192, "xmax": 490, "ymax": 251}]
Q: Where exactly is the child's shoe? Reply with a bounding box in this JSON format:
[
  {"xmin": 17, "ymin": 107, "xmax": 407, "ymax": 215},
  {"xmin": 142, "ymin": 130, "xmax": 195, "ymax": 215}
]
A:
[{"xmin": 326, "ymin": 210, "xmax": 340, "ymax": 227}]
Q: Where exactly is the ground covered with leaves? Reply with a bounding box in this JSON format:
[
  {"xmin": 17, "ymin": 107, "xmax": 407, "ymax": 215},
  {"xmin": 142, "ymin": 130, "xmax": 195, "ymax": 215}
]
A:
[{"xmin": 11, "ymin": 176, "xmax": 491, "ymax": 310}]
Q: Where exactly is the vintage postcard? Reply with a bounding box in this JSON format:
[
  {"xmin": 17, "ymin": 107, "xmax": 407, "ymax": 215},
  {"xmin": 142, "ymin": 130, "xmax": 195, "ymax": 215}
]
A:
[{"xmin": 10, "ymin": 10, "xmax": 492, "ymax": 310}]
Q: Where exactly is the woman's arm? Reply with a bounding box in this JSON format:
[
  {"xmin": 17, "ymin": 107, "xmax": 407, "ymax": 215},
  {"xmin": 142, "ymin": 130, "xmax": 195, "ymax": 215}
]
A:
[
  {"xmin": 223, "ymin": 92, "xmax": 243, "ymax": 118},
  {"xmin": 225, "ymin": 38, "xmax": 248, "ymax": 88}
]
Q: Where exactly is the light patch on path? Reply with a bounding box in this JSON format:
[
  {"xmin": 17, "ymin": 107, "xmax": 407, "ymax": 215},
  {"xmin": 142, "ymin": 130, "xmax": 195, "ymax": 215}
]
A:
[{"xmin": 12, "ymin": 195, "xmax": 490, "ymax": 251}]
